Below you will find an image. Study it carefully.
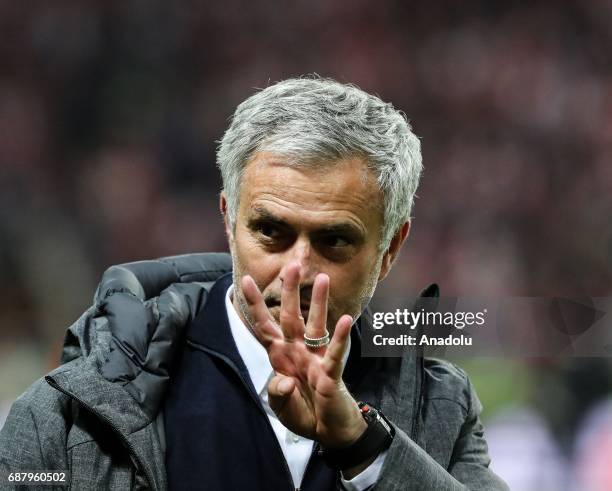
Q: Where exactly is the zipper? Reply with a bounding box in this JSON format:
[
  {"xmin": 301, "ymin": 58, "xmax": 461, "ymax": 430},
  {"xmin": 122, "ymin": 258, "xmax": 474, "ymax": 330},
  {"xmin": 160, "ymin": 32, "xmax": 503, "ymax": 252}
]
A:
[
  {"xmin": 186, "ymin": 339, "xmax": 297, "ymax": 491},
  {"xmin": 45, "ymin": 376, "xmax": 154, "ymax": 490}
]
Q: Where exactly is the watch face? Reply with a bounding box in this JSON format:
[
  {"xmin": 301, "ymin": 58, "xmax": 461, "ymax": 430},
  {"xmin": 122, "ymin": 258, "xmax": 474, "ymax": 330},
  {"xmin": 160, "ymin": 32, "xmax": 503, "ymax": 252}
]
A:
[
  {"xmin": 361, "ymin": 403, "xmax": 394, "ymax": 437},
  {"xmin": 359, "ymin": 402, "xmax": 377, "ymax": 419},
  {"xmin": 365, "ymin": 407, "xmax": 378, "ymax": 423},
  {"xmin": 321, "ymin": 402, "xmax": 394, "ymax": 470}
]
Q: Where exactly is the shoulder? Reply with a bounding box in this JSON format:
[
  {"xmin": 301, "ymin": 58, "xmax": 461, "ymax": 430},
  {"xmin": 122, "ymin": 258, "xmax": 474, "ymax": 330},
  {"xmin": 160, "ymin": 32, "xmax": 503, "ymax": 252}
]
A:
[
  {"xmin": 422, "ymin": 357, "xmax": 478, "ymax": 415},
  {"xmin": 2, "ymin": 360, "xmax": 77, "ymax": 429},
  {"xmin": 0, "ymin": 361, "xmax": 79, "ymax": 468}
]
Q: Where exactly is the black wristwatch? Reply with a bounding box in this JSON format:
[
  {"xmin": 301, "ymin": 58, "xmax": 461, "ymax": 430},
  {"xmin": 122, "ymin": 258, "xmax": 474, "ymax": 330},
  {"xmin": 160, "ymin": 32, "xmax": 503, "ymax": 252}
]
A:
[{"xmin": 318, "ymin": 402, "xmax": 395, "ymax": 470}]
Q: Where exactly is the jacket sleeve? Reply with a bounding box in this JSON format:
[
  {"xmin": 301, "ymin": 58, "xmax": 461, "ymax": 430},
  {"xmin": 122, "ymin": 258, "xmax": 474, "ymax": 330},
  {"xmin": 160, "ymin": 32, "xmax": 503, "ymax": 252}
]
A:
[
  {"xmin": 0, "ymin": 376, "xmax": 70, "ymax": 490},
  {"xmin": 372, "ymin": 378, "xmax": 509, "ymax": 491}
]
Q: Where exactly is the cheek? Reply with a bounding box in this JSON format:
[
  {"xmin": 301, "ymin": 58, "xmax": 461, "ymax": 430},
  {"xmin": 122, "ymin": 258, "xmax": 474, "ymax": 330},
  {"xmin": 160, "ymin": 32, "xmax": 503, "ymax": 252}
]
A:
[
  {"xmin": 329, "ymin": 262, "xmax": 377, "ymax": 314},
  {"xmin": 233, "ymin": 231, "xmax": 281, "ymax": 290}
]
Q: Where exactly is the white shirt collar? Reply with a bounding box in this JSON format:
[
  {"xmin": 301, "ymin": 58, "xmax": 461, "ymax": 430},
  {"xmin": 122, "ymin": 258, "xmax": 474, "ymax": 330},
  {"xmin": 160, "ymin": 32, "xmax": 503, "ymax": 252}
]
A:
[{"xmin": 225, "ymin": 284, "xmax": 351, "ymax": 397}]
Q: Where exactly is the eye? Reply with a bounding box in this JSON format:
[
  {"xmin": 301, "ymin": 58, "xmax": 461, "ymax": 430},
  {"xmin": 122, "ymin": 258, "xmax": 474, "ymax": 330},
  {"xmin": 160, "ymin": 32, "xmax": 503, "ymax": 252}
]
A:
[
  {"xmin": 258, "ymin": 224, "xmax": 277, "ymax": 237},
  {"xmin": 321, "ymin": 235, "xmax": 350, "ymax": 248},
  {"xmin": 254, "ymin": 222, "xmax": 287, "ymax": 243}
]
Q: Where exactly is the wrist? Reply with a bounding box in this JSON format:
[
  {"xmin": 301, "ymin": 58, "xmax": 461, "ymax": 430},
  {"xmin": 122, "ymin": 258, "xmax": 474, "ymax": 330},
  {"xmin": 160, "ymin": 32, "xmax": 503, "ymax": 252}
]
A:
[
  {"xmin": 335, "ymin": 408, "xmax": 369, "ymax": 448},
  {"xmin": 340, "ymin": 453, "xmax": 378, "ymax": 480},
  {"xmin": 318, "ymin": 402, "xmax": 395, "ymax": 471},
  {"xmin": 318, "ymin": 401, "xmax": 368, "ymax": 448}
]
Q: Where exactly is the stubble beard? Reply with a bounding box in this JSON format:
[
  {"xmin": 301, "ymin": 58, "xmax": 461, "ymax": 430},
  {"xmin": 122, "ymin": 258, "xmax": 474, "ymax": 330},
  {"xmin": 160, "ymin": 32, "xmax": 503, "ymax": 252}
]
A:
[{"xmin": 230, "ymin": 253, "xmax": 259, "ymax": 335}]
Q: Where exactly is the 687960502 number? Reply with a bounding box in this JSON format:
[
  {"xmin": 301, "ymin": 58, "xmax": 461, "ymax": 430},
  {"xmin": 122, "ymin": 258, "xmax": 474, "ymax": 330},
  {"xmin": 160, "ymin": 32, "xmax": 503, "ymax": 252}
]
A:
[{"xmin": 3, "ymin": 471, "xmax": 68, "ymax": 486}]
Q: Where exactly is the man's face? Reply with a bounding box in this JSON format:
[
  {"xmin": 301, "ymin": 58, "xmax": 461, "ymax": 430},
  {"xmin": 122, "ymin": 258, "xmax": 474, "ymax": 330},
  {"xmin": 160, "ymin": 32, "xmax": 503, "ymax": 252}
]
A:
[{"xmin": 222, "ymin": 152, "xmax": 393, "ymax": 333}]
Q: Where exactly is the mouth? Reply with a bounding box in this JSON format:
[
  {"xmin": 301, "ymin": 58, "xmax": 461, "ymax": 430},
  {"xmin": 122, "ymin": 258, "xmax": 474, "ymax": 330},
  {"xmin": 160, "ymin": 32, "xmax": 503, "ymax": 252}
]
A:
[{"xmin": 266, "ymin": 302, "xmax": 310, "ymax": 322}]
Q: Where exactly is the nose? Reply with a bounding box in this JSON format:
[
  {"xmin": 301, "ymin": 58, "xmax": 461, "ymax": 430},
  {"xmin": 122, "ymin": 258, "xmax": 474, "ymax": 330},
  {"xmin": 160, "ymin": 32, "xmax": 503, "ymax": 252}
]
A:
[{"xmin": 279, "ymin": 237, "xmax": 317, "ymax": 286}]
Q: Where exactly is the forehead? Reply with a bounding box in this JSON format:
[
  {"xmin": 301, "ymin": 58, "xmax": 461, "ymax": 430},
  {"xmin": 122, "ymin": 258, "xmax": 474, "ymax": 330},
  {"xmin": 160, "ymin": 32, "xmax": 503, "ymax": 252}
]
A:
[{"xmin": 238, "ymin": 152, "xmax": 382, "ymax": 230}]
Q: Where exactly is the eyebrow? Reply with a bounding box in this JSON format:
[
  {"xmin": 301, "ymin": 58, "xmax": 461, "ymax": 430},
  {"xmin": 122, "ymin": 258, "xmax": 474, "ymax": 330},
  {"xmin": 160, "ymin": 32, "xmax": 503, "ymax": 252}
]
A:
[
  {"xmin": 247, "ymin": 207, "xmax": 365, "ymax": 238},
  {"xmin": 247, "ymin": 208, "xmax": 291, "ymax": 228}
]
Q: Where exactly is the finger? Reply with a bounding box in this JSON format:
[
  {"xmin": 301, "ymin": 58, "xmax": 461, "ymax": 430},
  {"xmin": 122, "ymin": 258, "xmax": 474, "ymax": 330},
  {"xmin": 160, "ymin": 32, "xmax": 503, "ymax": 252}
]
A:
[
  {"xmin": 305, "ymin": 273, "xmax": 329, "ymax": 342},
  {"xmin": 241, "ymin": 275, "xmax": 282, "ymax": 347},
  {"xmin": 280, "ymin": 262, "xmax": 303, "ymax": 341},
  {"xmin": 269, "ymin": 374, "xmax": 296, "ymax": 397},
  {"xmin": 322, "ymin": 314, "xmax": 353, "ymax": 379},
  {"xmin": 267, "ymin": 374, "xmax": 296, "ymax": 414},
  {"xmin": 267, "ymin": 374, "xmax": 313, "ymax": 436}
]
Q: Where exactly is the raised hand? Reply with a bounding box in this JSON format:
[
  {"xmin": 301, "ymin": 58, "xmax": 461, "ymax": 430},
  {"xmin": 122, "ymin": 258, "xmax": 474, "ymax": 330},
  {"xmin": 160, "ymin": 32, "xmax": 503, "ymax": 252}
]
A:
[{"xmin": 241, "ymin": 261, "xmax": 367, "ymax": 449}]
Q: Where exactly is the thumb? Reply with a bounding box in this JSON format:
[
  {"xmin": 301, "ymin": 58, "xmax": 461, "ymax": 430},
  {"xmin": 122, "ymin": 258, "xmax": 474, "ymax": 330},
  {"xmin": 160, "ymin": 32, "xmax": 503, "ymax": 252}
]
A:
[{"xmin": 268, "ymin": 375, "xmax": 295, "ymax": 411}]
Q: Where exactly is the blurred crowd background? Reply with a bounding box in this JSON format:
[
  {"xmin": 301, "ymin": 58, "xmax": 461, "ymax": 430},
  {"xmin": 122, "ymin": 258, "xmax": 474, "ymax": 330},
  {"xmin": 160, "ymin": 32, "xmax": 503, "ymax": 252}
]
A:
[{"xmin": 1, "ymin": 1, "xmax": 611, "ymax": 489}]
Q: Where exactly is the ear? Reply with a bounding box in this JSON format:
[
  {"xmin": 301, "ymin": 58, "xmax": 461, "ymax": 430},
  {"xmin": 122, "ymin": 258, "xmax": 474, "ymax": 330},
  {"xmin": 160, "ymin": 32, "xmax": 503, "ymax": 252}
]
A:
[
  {"xmin": 219, "ymin": 191, "xmax": 234, "ymax": 244},
  {"xmin": 378, "ymin": 221, "xmax": 411, "ymax": 282}
]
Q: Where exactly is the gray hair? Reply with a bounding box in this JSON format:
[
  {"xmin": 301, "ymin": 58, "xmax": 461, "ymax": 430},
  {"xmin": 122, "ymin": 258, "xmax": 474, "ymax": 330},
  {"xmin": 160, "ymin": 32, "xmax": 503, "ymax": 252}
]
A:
[{"xmin": 216, "ymin": 76, "xmax": 422, "ymax": 250}]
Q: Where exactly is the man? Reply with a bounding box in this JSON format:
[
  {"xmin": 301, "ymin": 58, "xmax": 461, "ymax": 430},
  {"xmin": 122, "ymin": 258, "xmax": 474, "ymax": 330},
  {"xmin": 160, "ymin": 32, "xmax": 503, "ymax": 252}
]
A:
[{"xmin": 0, "ymin": 77, "xmax": 508, "ymax": 490}]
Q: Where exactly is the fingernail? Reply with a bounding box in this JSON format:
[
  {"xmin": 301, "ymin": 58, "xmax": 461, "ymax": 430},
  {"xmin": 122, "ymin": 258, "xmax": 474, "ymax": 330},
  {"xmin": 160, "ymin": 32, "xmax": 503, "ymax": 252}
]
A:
[{"xmin": 279, "ymin": 378, "xmax": 293, "ymax": 395}]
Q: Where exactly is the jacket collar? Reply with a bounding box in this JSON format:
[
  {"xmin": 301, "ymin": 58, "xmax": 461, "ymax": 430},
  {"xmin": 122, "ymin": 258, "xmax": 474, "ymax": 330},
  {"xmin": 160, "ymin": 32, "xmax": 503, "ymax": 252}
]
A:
[
  {"xmin": 224, "ymin": 284, "xmax": 273, "ymax": 396},
  {"xmin": 185, "ymin": 272, "xmax": 254, "ymax": 378}
]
